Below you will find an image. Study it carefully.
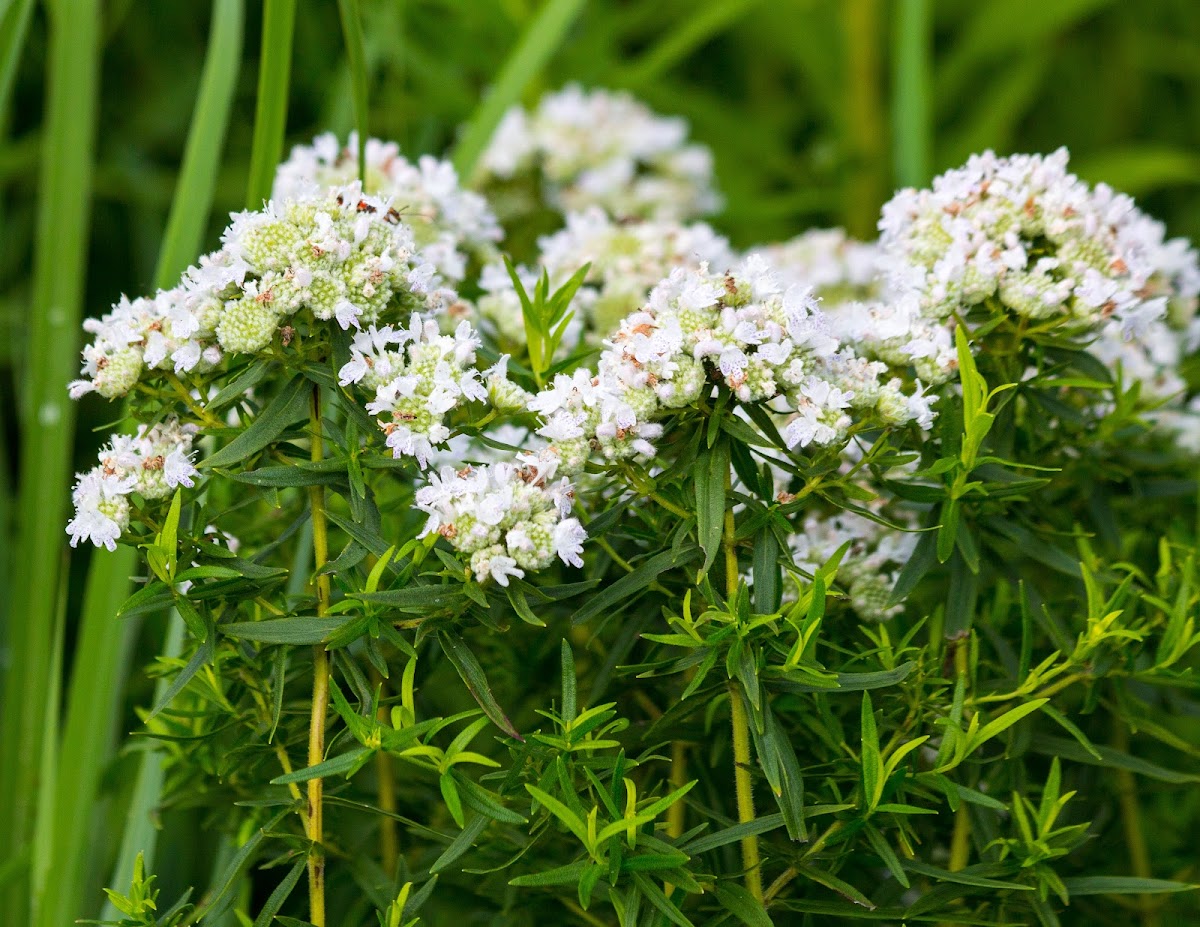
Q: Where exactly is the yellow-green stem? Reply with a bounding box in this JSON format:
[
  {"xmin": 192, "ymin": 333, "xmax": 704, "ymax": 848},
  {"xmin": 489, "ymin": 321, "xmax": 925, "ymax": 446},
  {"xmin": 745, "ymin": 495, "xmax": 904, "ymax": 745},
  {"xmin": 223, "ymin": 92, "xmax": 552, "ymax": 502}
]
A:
[
  {"xmin": 667, "ymin": 740, "xmax": 687, "ymax": 839},
  {"xmin": 1113, "ymin": 721, "xmax": 1160, "ymax": 927},
  {"xmin": 307, "ymin": 386, "xmax": 331, "ymax": 926},
  {"xmin": 730, "ymin": 683, "xmax": 763, "ymax": 900},
  {"xmin": 372, "ymin": 669, "xmax": 400, "ymax": 875},
  {"xmin": 947, "ymin": 640, "xmax": 972, "ymax": 874},
  {"xmin": 724, "ymin": 470, "xmax": 762, "ymax": 899}
]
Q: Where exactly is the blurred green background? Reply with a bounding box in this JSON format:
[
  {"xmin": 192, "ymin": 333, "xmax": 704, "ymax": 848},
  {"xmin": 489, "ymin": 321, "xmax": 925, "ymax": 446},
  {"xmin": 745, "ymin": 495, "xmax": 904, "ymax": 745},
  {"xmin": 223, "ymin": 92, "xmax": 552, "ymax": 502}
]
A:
[{"xmin": 2, "ymin": 0, "xmax": 1200, "ymax": 922}]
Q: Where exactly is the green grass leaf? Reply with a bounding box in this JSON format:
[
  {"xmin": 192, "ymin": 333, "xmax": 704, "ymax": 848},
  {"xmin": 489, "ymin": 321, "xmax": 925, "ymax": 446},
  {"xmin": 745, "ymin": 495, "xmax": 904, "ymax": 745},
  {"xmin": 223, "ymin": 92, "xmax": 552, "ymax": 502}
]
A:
[
  {"xmin": 336, "ymin": 0, "xmax": 369, "ymax": 183},
  {"xmin": 452, "ymin": 0, "xmax": 587, "ymax": 180},
  {"xmin": 891, "ymin": 0, "xmax": 930, "ymax": 187},
  {"xmin": 245, "ymin": 0, "xmax": 297, "ymax": 207},
  {"xmin": 0, "ymin": 0, "xmax": 102, "ymax": 917},
  {"xmin": 154, "ymin": 0, "xmax": 243, "ymax": 287}
]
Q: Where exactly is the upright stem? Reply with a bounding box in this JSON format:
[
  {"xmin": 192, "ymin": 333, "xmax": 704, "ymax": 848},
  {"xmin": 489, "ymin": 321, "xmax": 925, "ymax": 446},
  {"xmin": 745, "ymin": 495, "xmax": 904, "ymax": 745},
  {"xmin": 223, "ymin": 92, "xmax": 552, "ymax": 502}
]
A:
[
  {"xmin": 729, "ymin": 683, "xmax": 763, "ymax": 900},
  {"xmin": 667, "ymin": 740, "xmax": 687, "ymax": 840},
  {"xmin": 1113, "ymin": 721, "xmax": 1159, "ymax": 927},
  {"xmin": 372, "ymin": 668, "xmax": 400, "ymax": 875},
  {"xmin": 947, "ymin": 640, "xmax": 972, "ymax": 874},
  {"xmin": 307, "ymin": 386, "xmax": 331, "ymax": 926},
  {"xmin": 724, "ymin": 469, "xmax": 763, "ymax": 900}
]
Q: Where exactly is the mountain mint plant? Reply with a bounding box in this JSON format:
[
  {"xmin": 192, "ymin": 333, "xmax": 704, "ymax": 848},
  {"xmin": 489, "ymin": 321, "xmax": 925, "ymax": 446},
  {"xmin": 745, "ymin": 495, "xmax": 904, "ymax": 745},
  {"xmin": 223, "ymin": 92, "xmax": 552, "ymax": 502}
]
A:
[{"xmin": 74, "ymin": 93, "xmax": 1200, "ymax": 927}]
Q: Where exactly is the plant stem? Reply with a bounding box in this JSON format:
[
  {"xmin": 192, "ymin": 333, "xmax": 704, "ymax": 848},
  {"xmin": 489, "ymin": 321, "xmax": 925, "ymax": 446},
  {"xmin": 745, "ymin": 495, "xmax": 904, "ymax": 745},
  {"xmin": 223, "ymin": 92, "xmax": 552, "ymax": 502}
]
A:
[
  {"xmin": 1113, "ymin": 720, "xmax": 1160, "ymax": 927},
  {"xmin": 947, "ymin": 640, "xmax": 972, "ymax": 873},
  {"xmin": 372, "ymin": 669, "xmax": 400, "ymax": 875},
  {"xmin": 667, "ymin": 739, "xmax": 687, "ymax": 840},
  {"xmin": 729, "ymin": 684, "xmax": 763, "ymax": 901},
  {"xmin": 307, "ymin": 385, "xmax": 331, "ymax": 927},
  {"xmin": 723, "ymin": 473, "xmax": 762, "ymax": 900}
]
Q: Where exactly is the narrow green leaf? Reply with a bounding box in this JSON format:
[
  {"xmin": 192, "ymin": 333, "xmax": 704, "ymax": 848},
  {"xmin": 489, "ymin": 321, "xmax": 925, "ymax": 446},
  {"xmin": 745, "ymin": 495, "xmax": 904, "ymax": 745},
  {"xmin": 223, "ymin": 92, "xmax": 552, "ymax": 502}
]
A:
[
  {"xmin": 148, "ymin": 636, "xmax": 214, "ymax": 720},
  {"xmin": 100, "ymin": 613, "xmax": 186, "ymax": 921},
  {"xmin": 860, "ymin": 692, "xmax": 884, "ymax": 812},
  {"xmin": 200, "ymin": 375, "xmax": 310, "ymax": 469},
  {"xmin": 0, "ymin": 0, "xmax": 34, "ymax": 128},
  {"xmin": 1, "ymin": 1, "xmax": 102, "ymax": 915},
  {"xmin": 270, "ymin": 746, "xmax": 372, "ymax": 785},
  {"xmin": 769, "ymin": 661, "xmax": 916, "ymax": 694},
  {"xmin": 154, "ymin": 0, "xmax": 244, "ymax": 286},
  {"xmin": 1030, "ymin": 735, "xmax": 1200, "ymax": 784},
  {"xmin": 508, "ymin": 860, "xmax": 589, "ymax": 887},
  {"xmin": 221, "ymin": 617, "xmax": 349, "ymax": 645},
  {"xmin": 891, "ymin": 0, "xmax": 930, "ymax": 187},
  {"xmin": 970, "ymin": 698, "xmax": 1047, "ymax": 752},
  {"xmin": 682, "ymin": 814, "xmax": 784, "ymax": 855},
  {"xmin": 202, "ymin": 810, "xmax": 290, "ymax": 915},
  {"xmin": 429, "ymin": 815, "xmax": 488, "ymax": 874},
  {"xmin": 1060, "ymin": 876, "xmax": 1198, "ymax": 897},
  {"xmin": 630, "ymin": 871, "xmax": 696, "ymax": 927},
  {"xmin": 752, "ymin": 526, "xmax": 781, "ymax": 614},
  {"xmin": 695, "ymin": 439, "xmax": 729, "ymax": 573},
  {"xmin": 252, "ymin": 857, "xmax": 307, "ymax": 927},
  {"xmin": 438, "ymin": 631, "xmax": 523, "ymax": 741},
  {"xmin": 452, "ymin": 0, "xmax": 588, "ymax": 179},
  {"xmin": 231, "ymin": 465, "xmax": 348, "ymax": 487},
  {"xmin": 336, "ymin": 0, "xmax": 369, "ymax": 183},
  {"xmin": 572, "ymin": 546, "xmax": 701, "ymax": 625},
  {"xmin": 352, "ymin": 584, "xmax": 465, "ymax": 612},
  {"xmin": 902, "ymin": 859, "xmax": 1033, "ymax": 891},
  {"xmin": 713, "ymin": 880, "xmax": 775, "ymax": 927},
  {"xmin": 245, "ymin": 0, "xmax": 297, "ymax": 207},
  {"xmin": 793, "ymin": 864, "xmax": 876, "ymax": 909},
  {"xmin": 561, "ymin": 639, "xmax": 577, "ymax": 723}
]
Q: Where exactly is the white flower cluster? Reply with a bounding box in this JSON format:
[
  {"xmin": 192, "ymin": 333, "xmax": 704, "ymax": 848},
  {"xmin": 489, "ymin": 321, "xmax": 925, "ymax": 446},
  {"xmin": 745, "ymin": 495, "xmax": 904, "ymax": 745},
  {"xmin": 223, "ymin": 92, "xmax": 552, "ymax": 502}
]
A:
[
  {"xmin": 748, "ymin": 229, "xmax": 883, "ymax": 308},
  {"xmin": 273, "ymin": 134, "xmax": 502, "ymax": 283},
  {"xmin": 70, "ymin": 184, "xmax": 442, "ymax": 399},
  {"xmin": 477, "ymin": 206, "xmax": 735, "ymax": 346},
  {"xmin": 415, "ymin": 460, "xmax": 586, "ymax": 586},
  {"xmin": 822, "ymin": 295, "xmax": 959, "ymax": 386},
  {"xmin": 66, "ymin": 418, "xmax": 199, "ymax": 550},
  {"xmin": 1088, "ymin": 214, "xmax": 1200, "ymax": 403},
  {"xmin": 878, "ymin": 148, "xmax": 1178, "ymax": 331},
  {"xmin": 751, "ymin": 229, "xmax": 958, "ymax": 385},
  {"xmin": 527, "ymin": 257, "xmax": 937, "ymax": 476},
  {"xmin": 788, "ymin": 507, "xmax": 918, "ymax": 622},
  {"xmin": 476, "ymin": 84, "xmax": 720, "ymax": 221},
  {"xmin": 339, "ymin": 313, "xmax": 528, "ymax": 469}
]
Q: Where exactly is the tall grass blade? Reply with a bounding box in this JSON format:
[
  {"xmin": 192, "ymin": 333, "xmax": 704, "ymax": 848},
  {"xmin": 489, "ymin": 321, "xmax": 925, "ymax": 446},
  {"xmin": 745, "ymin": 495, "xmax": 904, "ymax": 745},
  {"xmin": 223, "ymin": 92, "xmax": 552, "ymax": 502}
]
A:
[
  {"xmin": 98, "ymin": 613, "xmax": 186, "ymax": 922},
  {"xmin": 892, "ymin": 0, "xmax": 931, "ymax": 187},
  {"xmin": 34, "ymin": 552, "xmax": 139, "ymax": 927},
  {"xmin": 156, "ymin": 0, "xmax": 245, "ymax": 288},
  {"xmin": 451, "ymin": 0, "xmax": 587, "ymax": 181},
  {"xmin": 95, "ymin": 3, "xmax": 246, "ymax": 916},
  {"xmin": 0, "ymin": 0, "xmax": 102, "ymax": 920},
  {"xmin": 28, "ymin": 597, "xmax": 64, "ymax": 923},
  {"xmin": 245, "ymin": 0, "xmax": 297, "ymax": 208},
  {"xmin": 0, "ymin": 0, "xmax": 36, "ymax": 126},
  {"xmin": 337, "ymin": 0, "xmax": 370, "ymax": 183},
  {"xmin": 619, "ymin": 0, "xmax": 762, "ymax": 87}
]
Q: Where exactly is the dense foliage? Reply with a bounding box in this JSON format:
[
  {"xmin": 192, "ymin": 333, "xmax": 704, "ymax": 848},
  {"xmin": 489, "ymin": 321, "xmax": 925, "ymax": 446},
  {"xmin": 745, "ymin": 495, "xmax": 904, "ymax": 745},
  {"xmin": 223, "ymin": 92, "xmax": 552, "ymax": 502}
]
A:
[{"xmin": 4, "ymin": 4, "xmax": 1200, "ymax": 927}]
